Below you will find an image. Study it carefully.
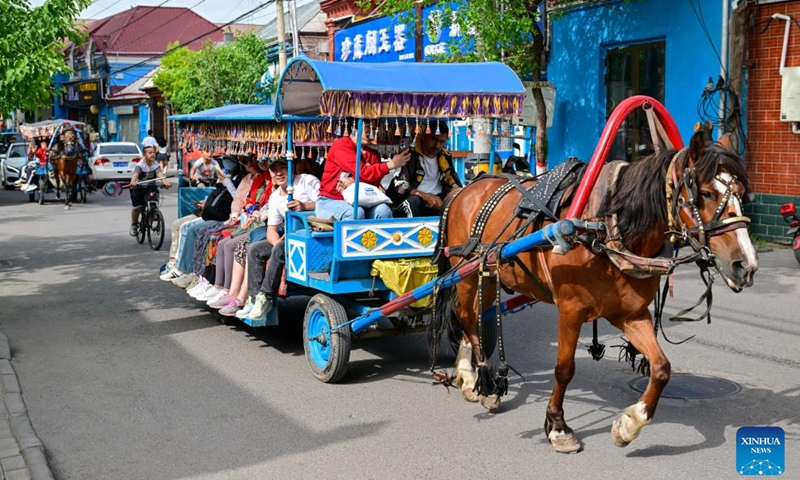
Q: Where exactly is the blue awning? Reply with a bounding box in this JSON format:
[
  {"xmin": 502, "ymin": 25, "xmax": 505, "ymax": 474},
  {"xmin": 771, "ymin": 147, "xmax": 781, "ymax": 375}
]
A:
[
  {"xmin": 276, "ymin": 58, "xmax": 526, "ymax": 118},
  {"xmin": 169, "ymin": 104, "xmax": 276, "ymax": 121}
]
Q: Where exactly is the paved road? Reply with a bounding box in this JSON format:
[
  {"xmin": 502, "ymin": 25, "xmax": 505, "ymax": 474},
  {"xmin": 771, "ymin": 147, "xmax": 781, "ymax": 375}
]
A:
[{"xmin": 0, "ymin": 187, "xmax": 798, "ymax": 480}]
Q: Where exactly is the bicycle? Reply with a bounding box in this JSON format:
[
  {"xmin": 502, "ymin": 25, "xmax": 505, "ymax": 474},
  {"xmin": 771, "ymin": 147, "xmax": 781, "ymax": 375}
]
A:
[{"xmin": 134, "ymin": 185, "xmax": 165, "ymax": 250}]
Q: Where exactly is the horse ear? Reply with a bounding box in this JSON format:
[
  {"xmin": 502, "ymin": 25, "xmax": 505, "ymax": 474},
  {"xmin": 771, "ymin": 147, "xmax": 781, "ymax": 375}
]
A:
[{"xmin": 687, "ymin": 122, "xmax": 707, "ymax": 165}]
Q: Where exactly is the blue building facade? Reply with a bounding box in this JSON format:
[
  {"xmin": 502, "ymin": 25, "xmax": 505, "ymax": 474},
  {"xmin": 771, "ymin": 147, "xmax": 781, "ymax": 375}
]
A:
[{"xmin": 546, "ymin": 0, "xmax": 724, "ymax": 166}]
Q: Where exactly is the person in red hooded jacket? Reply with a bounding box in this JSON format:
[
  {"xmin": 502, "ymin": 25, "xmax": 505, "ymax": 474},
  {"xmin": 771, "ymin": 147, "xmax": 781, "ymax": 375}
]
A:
[{"xmin": 315, "ymin": 121, "xmax": 410, "ymax": 221}]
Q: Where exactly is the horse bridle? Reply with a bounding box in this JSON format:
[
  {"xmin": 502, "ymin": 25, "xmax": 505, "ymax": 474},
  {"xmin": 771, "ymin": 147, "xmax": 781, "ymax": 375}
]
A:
[
  {"xmin": 651, "ymin": 148, "xmax": 752, "ymax": 335},
  {"xmin": 666, "ymin": 150, "xmax": 750, "ymax": 250}
]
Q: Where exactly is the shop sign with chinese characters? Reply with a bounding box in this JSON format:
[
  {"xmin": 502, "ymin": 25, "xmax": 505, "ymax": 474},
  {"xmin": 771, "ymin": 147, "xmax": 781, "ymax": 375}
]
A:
[{"xmin": 334, "ymin": 4, "xmax": 467, "ymax": 63}]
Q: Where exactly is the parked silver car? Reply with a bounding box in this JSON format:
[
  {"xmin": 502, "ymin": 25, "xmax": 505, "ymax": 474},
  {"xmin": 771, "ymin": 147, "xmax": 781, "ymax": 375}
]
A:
[
  {"xmin": 2, "ymin": 142, "xmax": 30, "ymax": 189},
  {"xmin": 91, "ymin": 142, "xmax": 143, "ymax": 183}
]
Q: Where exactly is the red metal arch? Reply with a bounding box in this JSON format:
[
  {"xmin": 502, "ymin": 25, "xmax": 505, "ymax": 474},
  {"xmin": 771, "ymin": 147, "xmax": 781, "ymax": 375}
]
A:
[{"xmin": 566, "ymin": 95, "xmax": 684, "ymax": 219}]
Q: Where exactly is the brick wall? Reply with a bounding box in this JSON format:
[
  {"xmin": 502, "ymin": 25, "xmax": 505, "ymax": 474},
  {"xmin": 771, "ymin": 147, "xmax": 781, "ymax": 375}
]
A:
[{"xmin": 745, "ymin": 1, "xmax": 800, "ymax": 242}]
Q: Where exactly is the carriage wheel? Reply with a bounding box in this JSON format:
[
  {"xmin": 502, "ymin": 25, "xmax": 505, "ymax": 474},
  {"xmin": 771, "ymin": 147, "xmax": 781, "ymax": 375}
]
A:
[
  {"xmin": 79, "ymin": 178, "xmax": 87, "ymax": 203},
  {"xmin": 303, "ymin": 294, "xmax": 351, "ymax": 383},
  {"xmin": 136, "ymin": 211, "xmax": 147, "ymax": 244},
  {"xmin": 38, "ymin": 177, "xmax": 45, "ymax": 205},
  {"xmin": 147, "ymin": 209, "xmax": 165, "ymax": 251}
]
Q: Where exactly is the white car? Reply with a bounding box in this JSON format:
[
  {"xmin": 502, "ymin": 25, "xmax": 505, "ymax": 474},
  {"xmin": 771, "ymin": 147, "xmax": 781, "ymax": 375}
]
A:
[
  {"xmin": 91, "ymin": 142, "xmax": 143, "ymax": 183},
  {"xmin": 2, "ymin": 142, "xmax": 30, "ymax": 189}
]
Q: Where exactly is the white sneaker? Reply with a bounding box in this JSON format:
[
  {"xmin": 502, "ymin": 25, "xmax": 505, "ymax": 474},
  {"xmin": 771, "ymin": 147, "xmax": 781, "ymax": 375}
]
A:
[
  {"xmin": 172, "ymin": 273, "xmax": 195, "ymax": 288},
  {"xmin": 185, "ymin": 277, "xmax": 207, "ymax": 296},
  {"xmin": 159, "ymin": 264, "xmax": 181, "ymax": 281},
  {"xmin": 197, "ymin": 286, "xmax": 222, "ymax": 302},
  {"xmin": 183, "ymin": 276, "xmax": 200, "ymax": 291},
  {"xmin": 247, "ymin": 293, "xmax": 273, "ymax": 320},
  {"xmin": 24, "ymin": 184, "xmax": 37, "ymax": 192},
  {"xmin": 235, "ymin": 297, "xmax": 254, "ymax": 319},
  {"xmin": 189, "ymin": 282, "xmax": 213, "ymax": 299},
  {"xmin": 205, "ymin": 289, "xmax": 227, "ymax": 306}
]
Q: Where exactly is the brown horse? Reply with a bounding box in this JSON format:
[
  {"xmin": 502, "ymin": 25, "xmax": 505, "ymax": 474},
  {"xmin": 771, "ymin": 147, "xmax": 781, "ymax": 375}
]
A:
[
  {"xmin": 431, "ymin": 129, "xmax": 758, "ymax": 453},
  {"xmin": 51, "ymin": 128, "xmax": 81, "ymax": 209}
]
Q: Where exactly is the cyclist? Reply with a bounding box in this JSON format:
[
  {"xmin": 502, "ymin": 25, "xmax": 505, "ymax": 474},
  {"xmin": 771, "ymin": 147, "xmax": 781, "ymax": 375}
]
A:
[{"xmin": 130, "ymin": 145, "xmax": 171, "ymax": 236}]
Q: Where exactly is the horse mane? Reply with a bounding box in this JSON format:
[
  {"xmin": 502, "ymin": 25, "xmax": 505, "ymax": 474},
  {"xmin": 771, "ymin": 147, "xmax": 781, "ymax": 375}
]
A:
[
  {"xmin": 597, "ymin": 144, "xmax": 750, "ymax": 249},
  {"xmin": 597, "ymin": 149, "xmax": 674, "ymax": 247}
]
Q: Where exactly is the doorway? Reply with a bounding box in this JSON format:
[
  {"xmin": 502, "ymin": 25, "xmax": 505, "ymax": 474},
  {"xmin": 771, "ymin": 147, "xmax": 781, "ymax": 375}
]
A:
[{"xmin": 605, "ymin": 41, "xmax": 666, "ymax": 161}]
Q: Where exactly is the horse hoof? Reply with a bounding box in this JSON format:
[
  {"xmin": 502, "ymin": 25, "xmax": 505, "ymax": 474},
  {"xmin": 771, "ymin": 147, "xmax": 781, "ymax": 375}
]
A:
[
  {"xmin": 548, "ymin": 429, "xmax": 582, "ymax": 454},
  {"xmin": 462, "ymin": 389, "xmax": 480, "ymax": 403},
  {"xmin": 479, "ymin": 394, "xmax": 500, "ymax": 411},
  {"xmin": 611, "ymin": 417, "xmax": 632, "ymax": 448}
]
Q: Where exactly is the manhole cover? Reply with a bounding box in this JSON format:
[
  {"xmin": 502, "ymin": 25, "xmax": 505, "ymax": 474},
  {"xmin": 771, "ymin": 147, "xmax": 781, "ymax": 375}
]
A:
[{"xmin": 629, "ymin": 373, "xmax": 741, "ymax": 399}]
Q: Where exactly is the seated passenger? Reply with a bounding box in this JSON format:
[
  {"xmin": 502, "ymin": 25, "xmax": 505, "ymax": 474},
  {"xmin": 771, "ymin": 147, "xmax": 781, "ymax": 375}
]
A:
[
  {"xmin": 20, "ymin": 140, "xmax": 49, "ymax": 192},
  {"xmin": 238, "ymin": 156, "xmax": 320, "ymax": 320},
  {"xmin": 386, "ymin": 120, "xmax": 461, "ymax": 217},
  {"xmin": 315, "ymin": 121, "xmax": 410, "ymax": 221},
  {"xmin": 190, "ymin": 149, "xmax": 224, "ymax": 187}
]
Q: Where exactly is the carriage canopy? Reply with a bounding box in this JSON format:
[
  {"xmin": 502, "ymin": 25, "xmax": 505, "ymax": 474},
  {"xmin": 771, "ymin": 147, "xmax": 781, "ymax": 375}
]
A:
[
  {"xmin": 169, "ymin": 103, "xmax": 335, "ymax": 150},
  {"xmin": 20, "ymin": 119, "xmax": 86, "ymax": 141},
  {"xmin": 275, "ymin": 58, "xmax": 526, "ymax": 119},
  {"xmin": 169, "ymin": 104, "xmax": 277, "ymax": 122}
]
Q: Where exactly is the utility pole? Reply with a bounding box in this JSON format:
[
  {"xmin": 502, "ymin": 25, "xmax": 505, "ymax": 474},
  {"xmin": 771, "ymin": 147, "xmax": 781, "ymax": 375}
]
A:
[
  {"xmin": 276, "ymin": 0, "xmax": 287, "ymax": 71},
  {"xmin": 289, "ymin": 0, "xmax": 300, "ymax": 57},
  {"xmin": 414, "ymin": 1, "xmax": 423, "ymax": 62}
]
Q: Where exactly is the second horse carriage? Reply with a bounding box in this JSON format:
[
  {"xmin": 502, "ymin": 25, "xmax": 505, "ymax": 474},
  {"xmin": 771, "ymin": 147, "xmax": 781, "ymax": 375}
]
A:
[{"xmin": 19, "ymin": 119, "xmax": 92, "ymax": 207}]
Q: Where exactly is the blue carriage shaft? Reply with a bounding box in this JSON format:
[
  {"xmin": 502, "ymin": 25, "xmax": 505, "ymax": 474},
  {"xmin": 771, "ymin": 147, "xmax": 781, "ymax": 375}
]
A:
[{"xmin": 341, "ymin": 219, "xmax": 579, "ymax": 335}]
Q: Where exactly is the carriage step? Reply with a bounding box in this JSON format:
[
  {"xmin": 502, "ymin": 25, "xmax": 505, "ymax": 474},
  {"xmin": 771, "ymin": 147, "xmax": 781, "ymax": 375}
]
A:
[{"xmin": 239, "ymin": 308, "xmax": 279, "ymax": 328}]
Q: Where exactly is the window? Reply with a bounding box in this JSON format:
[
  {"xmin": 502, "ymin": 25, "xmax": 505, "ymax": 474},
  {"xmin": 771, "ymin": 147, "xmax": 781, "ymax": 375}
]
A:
[
  {"xmin": 100, "ymin": 144, "xmax": 141, "ymax": 155},
  {"xmin": 7, "ymin": 146, "xmax": 26, "ymax": 158},
  {"xmin": 605, "ymin": 41, "xmax": 665, "ymax": 162}
]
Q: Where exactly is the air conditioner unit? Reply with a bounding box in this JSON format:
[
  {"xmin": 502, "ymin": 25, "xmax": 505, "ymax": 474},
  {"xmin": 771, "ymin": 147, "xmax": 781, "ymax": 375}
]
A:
[
  {"xmin": 317, "ymin": 41, "xmax": 329, "ymax": 54},
  {"xmin": 780, "ymin": 66, "xmax": 800, "ymax": 122}
]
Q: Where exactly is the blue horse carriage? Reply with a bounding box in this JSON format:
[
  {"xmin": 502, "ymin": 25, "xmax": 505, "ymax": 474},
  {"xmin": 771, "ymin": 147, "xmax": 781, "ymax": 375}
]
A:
[
  {"xmin": 271, "ymin": 58, "xmax": 539, "ymax": 382},
  {"xmin": 170, "ymin": 60, "xmax": 540, "ymax": 383}
]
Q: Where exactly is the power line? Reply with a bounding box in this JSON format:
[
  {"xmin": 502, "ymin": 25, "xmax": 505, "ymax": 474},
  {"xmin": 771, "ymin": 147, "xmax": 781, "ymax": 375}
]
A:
[
  {"xmin": 125, "ymin": 0, "xmax": 176, "ymax": 29},
  {"xmin": 83, "ymin": 0, "xmax": 126, "ymax": 19},
  {"xmin": 101, "ymin": 0, "xmax": 176, "ymax": 37},
  {"xmin": 113, "ymin": 0, "xmax": 209, "ymax": 51},
  {"xmin": 222, "ymin": 0, "xmax": 249, "ymax": 23},
  {"xmin": 99, "ymin": 0, "xmax": 276, "ymax": 80}
]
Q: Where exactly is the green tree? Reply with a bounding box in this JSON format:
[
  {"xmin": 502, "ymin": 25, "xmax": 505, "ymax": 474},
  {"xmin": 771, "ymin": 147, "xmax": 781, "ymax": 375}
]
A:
[
  {"xmin": 154, "ymin": 33, "xmax": 273, "ymax": 114},
  {"xmin": 0, "ymin": 0, "xmax": 91, "ymax": 114}
]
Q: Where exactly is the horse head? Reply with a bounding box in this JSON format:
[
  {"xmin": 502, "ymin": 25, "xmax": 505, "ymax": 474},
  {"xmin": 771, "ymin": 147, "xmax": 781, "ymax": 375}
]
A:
[
  {"xmin": 670, "ymin": 127, "xmax": 758, "ymax": 291},
  {"xmin": 60, "ymin": 128, "xmax": 79, "ymax": 159}
]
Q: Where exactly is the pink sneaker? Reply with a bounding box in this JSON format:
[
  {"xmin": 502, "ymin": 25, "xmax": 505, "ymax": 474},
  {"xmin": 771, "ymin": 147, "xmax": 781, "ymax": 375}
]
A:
[
  {"xmin": 218, "ymin": 298, "xmax": 244, "ymax": 316},
  {"xmin": 208, "ymin": 294, "xmax": 233, "ymax": 309}
]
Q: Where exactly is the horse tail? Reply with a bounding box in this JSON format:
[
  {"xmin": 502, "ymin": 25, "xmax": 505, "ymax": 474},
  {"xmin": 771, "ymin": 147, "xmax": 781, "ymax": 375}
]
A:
[
  {"xmin": 428, "ymin": 259, "xmax": 457, "ymax": 371},
  {"xmin": 428, "ymin": 187, "xmax": 463, "ymax": 369}
]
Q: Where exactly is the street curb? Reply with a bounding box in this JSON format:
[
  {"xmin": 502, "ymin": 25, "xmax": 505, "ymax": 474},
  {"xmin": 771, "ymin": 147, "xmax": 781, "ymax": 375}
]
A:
[{"xmin": 0, "ymin": 333, "xmax": 55, "ymax": 480}]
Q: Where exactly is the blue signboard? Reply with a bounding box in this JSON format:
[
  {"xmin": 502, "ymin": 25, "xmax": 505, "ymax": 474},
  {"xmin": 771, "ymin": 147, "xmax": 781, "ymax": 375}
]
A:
[{"xmin": 334, "ymin": 3, "xmax": 467, "ymax": 63}]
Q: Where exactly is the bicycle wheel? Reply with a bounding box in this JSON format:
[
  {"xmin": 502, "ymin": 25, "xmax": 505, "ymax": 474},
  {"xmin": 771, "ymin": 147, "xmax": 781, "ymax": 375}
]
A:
[
  {"xmin": 147, "ymin": 208, "xmax": 165, "ymax": 250},
  {"xmin": 136, "ymin": 210, "xmax": 147, "ymax": 244}
]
